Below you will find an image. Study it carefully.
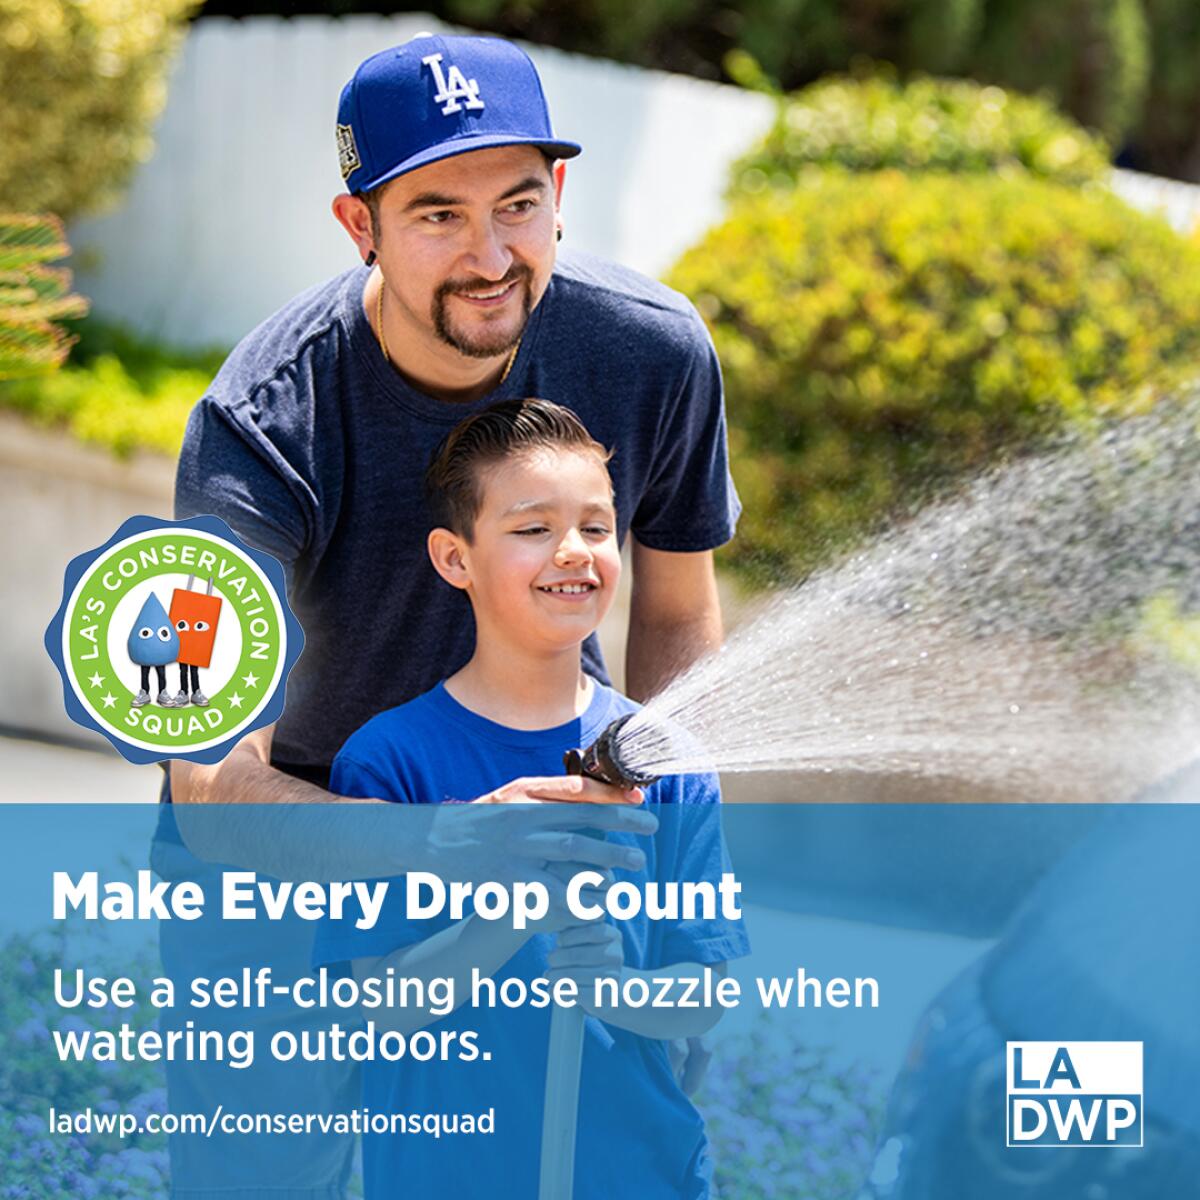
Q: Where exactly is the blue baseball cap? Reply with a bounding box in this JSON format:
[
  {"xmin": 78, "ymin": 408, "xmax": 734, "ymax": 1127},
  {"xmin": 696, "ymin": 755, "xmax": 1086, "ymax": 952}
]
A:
[{"xmin": 336, "ymin": 33, "xmax": 582, "ymax": 194}]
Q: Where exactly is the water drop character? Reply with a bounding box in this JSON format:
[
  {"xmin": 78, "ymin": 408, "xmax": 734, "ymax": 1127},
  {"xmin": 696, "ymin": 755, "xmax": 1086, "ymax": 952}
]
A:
[
  {"xmin": 169, "ymin": 575, "xmax": 223, "ymax": 707},
  {"xmin": 127, "ymin": 593, "xmax": 180, "ymax": 707}
]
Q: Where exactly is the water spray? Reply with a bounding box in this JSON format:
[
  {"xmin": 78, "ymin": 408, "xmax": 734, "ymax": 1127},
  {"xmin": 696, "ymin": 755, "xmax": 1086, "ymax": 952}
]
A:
[{"xmin": 590, "ymin": 402, "xmax": 1200, "ymax": 798}]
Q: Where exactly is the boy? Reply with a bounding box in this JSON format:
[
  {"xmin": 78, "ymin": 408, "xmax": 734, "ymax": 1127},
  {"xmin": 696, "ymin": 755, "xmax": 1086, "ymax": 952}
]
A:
[{"xmin": 313, "ymin": 399, "xmax": 748, "ymax": 1198}]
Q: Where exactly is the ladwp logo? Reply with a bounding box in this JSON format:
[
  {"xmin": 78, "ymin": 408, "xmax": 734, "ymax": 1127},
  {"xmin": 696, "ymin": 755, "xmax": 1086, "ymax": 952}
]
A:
[{"xmin": 1006, "ymin": 1041, "xmax": 1143, "ymax": 1148}]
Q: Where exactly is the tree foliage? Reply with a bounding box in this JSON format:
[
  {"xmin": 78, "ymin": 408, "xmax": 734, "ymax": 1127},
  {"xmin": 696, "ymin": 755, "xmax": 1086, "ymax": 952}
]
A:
[
  {"xmin": 0, "ymin": 214, "xmax": 87, "ymax": 379},
  {"xmin": 967, "ymin": 0, "xmax": 1149, "ymax": 144},
  {"xmin": 730, "ymin": 73, "xmax": 1111, "ymax": 196},
  {"xmin": 1127, "ymin": 0, "xmax": 1200, "ymax": 179},
  {"xmin": 0, "ymin": 0, "xmax": 197, "ymax": 219}
]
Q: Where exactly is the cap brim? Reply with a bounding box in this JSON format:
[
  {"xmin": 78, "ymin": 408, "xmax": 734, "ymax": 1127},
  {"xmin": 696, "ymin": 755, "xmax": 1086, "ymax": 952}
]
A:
[{"xmin": 351, "ymin": 133, "xmax": 582, "ymax": 194}]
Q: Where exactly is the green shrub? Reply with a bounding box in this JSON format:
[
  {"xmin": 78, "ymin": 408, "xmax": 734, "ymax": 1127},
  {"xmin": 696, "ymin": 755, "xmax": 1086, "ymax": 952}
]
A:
[
  {"xmin": 731, "ymin": 73, "xmax": 1110, "ymax": 195},
  {"xmin": 967, "ymin": 0, "xmax": 1149, "ymax": 145},
  {"xmin": 0, "ymin": 0, "xmax": 197, "ymax": 219},
  {"xmin": 699, "ymin": 1018, "xmax": 883, "ymax": 1198},
  {"xmin": 667, "ymin": 171, "xmax": 1200, "ymax": 584},
  {"xmin": 0, "ymin": 319, "xmax": 223, "ymax": 456},
  {"xmin": 1, "ymin": 929, "xmax": 168, "ymax": 1197},
  {"xmin": 0, "ymin": 213, "xmax": 87, "ymax": 378}
]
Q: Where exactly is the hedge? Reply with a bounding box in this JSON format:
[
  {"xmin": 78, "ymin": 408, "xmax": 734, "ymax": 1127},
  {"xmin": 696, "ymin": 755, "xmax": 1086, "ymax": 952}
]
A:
[
  {"xmin": 730, "ymin": 73, "xmax": 1111, "ymax": 196},
  {"xmin": 668, "ymin": 171, "xmax": 1200, "ymax": 584},
  {"xmin": 0, "ymin": 320, "xmax": 223, "ymax": 456}
]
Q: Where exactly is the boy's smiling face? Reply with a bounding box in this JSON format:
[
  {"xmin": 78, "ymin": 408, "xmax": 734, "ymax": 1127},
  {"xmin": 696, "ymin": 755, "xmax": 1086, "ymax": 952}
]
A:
[{"xmin": 430, "ymin": 445, "xmax": 620, "ymax": 654}]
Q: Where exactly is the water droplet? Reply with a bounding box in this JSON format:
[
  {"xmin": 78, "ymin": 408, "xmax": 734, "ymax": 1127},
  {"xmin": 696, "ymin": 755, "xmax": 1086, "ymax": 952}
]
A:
[{"xmin": 613, "ymin": 399, "xmax": 1200, "ymax": 792}]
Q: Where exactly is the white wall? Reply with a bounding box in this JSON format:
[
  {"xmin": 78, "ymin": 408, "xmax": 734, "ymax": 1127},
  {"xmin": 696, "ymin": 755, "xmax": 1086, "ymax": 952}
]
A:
[
  {"xmin": 66, "ymin": 15, "xmax": 1200, "ymax": 351},
  {"xmin": 69, "ymin": 15, "xmax": 774, "ymax": 349},
  {"xmin": 0, "ymin": 414, "xmax": 174, "ymax": 746},
  {"xmin": 1110, "ymin": 167, "xmax": 1200, "ymax": 234}
]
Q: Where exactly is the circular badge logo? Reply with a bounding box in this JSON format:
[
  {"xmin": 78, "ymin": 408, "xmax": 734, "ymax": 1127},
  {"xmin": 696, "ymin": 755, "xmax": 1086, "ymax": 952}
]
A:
[{"xmin": 45, "ymin": 515, "xmax": 303, "ymax": 764}]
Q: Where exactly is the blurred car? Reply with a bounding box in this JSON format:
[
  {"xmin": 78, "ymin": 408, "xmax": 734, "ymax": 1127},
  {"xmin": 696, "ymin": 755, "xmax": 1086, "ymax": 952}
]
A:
[{"xmin": 864, "ymin": 761, "xmax": 1200, "ymax": 1199}]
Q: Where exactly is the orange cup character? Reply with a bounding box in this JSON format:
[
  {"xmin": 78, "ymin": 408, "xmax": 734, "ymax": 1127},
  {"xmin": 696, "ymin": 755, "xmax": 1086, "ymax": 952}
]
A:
[{"xmin": 170, "ymin": 577, "xmax": 222, "ymax": 669}]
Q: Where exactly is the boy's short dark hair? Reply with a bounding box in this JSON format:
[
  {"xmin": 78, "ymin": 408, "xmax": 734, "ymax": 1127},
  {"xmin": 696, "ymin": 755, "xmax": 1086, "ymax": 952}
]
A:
[{"xmin": 426, "ymin": 398, "xmax": 612, "ymax": 540}]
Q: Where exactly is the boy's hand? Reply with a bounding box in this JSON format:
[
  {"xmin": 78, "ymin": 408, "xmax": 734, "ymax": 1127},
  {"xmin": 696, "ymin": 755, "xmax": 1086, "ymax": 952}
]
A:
[
  {"xmin": 475, "ymin": 775, "xmax": 644, "ymax": 806},
  {"xmin": 544, "ymin": 921, "xmax": 624, "ymax": 996}
]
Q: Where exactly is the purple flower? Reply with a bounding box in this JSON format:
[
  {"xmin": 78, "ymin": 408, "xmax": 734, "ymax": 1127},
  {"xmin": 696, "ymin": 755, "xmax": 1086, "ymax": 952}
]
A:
[
  {"xmin": 58, "ymin": 1015, "xmax": 91, "ymax": 1037},
  {"xmin": 700, "ymin": 1015, "xmax": 884, "ymax": 1199},
  {"xmin": 14, "ymin": 1017, "xmax": 49, "ymax": 1046},
  {"xmin": 128, "ymin": 1089, "xmax": 166, "ymax": 1123}
]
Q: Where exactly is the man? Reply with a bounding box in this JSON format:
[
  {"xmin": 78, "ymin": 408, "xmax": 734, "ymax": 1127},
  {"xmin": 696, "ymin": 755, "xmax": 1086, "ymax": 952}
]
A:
[
  {"xmin": 168, "ymin": 32, "xmax": 738, "ymax": 846},
  {"xmin": 157, "ymin": 33, "xmax": 738, "ymax": 1198}
]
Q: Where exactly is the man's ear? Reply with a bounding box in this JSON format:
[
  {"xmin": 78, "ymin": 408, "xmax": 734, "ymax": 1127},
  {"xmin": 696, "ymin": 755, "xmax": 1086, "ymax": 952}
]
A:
[
  {"xmin": 427, "ymin": 528, "xmax": 472, "ymax": 590},
  {"xmin": 331, "ymin": 193, "xmax": 375, "ymax": 264}
]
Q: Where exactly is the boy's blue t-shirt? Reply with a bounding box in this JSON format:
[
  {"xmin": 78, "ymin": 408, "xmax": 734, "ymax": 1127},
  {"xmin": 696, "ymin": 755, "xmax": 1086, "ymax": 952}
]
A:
[{"xmin": 313, "ymin": 681, "xmax": 749, "ymax": 1200}]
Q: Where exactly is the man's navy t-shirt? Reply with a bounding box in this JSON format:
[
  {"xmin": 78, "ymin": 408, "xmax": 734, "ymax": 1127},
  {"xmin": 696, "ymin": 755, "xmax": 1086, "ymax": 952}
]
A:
[
  {"xmin": 312, "ymin": 680, "xmax": 750, "ymax": 1200},
  {"xmin": 172, "ymin": 251, "xmax": 740, "ymax": 781}
]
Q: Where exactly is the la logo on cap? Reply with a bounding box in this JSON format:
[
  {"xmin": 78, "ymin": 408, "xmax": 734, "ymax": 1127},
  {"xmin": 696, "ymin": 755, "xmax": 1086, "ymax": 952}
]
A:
[{"xmin": 422, "ymin": 52, "xmax": 485, "ymax": 116}]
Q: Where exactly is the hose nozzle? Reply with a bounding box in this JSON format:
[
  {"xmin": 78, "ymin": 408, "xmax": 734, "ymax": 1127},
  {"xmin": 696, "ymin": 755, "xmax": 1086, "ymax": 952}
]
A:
[{"xmin": 563, "ymin": 714, "xmax": 658, "ymax": 791}]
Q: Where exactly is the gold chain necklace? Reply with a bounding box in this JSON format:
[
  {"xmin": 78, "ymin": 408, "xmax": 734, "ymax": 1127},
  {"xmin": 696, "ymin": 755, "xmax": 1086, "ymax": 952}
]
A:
[{"xmin": 375, "ymin": 272, "xmax": 521, "ymax": 387}]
